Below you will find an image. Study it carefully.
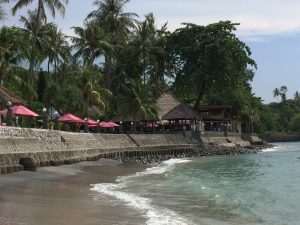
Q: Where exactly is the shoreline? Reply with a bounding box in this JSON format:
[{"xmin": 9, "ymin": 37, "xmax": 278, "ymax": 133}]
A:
[
  {"xmin": 0, "ymin": 144, "xmax": 276, "ymax": 225},
  {"xmin": 0, "ymin": 159, "xmax": 149, "ymax": 225}
]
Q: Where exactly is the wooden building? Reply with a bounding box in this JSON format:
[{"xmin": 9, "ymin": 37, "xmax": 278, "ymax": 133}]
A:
[
  {"xmin": 199, "ymin": 105, "xmax": 241, "ymax": 135},
  {"xmin": 156, "ymin": 93, "xmax": 201, "ymax": 132},
  {"xmin": 114, "ymin": 92, "xmax": 202, "ymax": 133}
]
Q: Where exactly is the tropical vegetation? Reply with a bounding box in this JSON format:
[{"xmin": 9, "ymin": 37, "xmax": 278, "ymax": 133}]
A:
[{"xmin": 0, "ymin": 0, "xmax": 298, "ymax": 137}]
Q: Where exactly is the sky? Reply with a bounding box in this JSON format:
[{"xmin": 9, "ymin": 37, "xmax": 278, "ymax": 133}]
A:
[{"xmin": 3, "ymin": 0, "xmax": 300, "ymax": 103}]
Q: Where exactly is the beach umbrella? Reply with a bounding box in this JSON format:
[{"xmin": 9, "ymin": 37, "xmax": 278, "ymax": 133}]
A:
[
  {"xmin": 59, "ymin": 114, "xmax": 84, "ymax": 123},
  {"xmin": 83, "ymin": 118, "xmax": 98, "ymax": 127},
  {"xmin": 99, "ymin": 122, "xmax": 112, "ymax": 128},
  {"xmin": 0, "ymin": 105, "xmax": 39, "ymax": 117},
  {"xmin": 106, "ymin": 121, "xmax": 119, "ymax": 127},
  {"xmin": 0, "ymin": 109, "xmax": 7, "ymax": 116}
]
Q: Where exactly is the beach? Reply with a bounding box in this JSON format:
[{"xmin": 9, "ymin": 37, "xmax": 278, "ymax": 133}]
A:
[
  {"xmin": 0, "ymin": 159, "xmax": 148, "ymax": 225},
  {"xmin": 1, "ymin": 142, "xmax": 300, "ymax": 225}
]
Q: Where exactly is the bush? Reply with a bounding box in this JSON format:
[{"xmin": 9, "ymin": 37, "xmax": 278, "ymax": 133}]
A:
[{"xmin": 289, "ymin": 113, "xmax": 300, "ymax": 132}]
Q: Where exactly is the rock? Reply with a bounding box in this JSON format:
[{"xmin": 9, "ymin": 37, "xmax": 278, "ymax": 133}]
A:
[
  {"xmin": 50, "ymin": 161, "xmax": 61, "ymax": 167},
  {"xmin": 39, "ymin": 161, "xmax": 47, "ymax": 167}
]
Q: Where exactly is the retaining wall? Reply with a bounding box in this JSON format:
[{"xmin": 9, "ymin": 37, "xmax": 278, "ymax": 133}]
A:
[
  {"xmin": 0, "ymin": 127, "xmax": 201, "ymax": 174},
  {"xmin": 200, "ymin": 136, "xmax": 251, "ymax": 148}
]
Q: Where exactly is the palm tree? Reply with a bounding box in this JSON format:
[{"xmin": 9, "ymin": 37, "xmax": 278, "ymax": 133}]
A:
[
  {"xmin": 273, "ymin": 87, "xmax": 280, "ymax": 101},
  {"xmin": 0, "ymin": 26, "xmax": 37, "ymax": 102},
  {"xmin": 295, "ymin": 91, "xmax": 300, "ymax": 100},
  {"xmin": 117, "ymin": 79, "xmax": 158, "ymax": 131},
  {"xmin": 280, "ymin": 86, "xmax": 288, "ymax": 102},
  {"xmin": 11, "ymin": 0, "xmax": 68, "ymax": 87},
  {"xmin": 19, "ymin": 10, "xmax": 53, "ymax": 89},
  {"xmin": 70, "ymin": 23, "xmax": 111, "ymax": 66},
  {"xmin": 77, "ymin": 66, "xmax": 112, "ymax": 116},
  {"xmin": 241, "ymin": 106, "xmax": 260, "ymax": 133},
  {"xmin": 86, "ymin": 0, "xmax": 138, "ymax": 90},
  {"xmin": 45, "ymin": 25, "xmax": 70, "ymax": 78},
  {"xmin": 0, "ymin": 5, "xmax": 5, "ymax": 21},
  {"xmin": 0, "ymin": 0, "xmax": 9, "ymax": 21},
  {"xmin": 131, "ymin": 13, "xmax": 155, "ymax": 85}
]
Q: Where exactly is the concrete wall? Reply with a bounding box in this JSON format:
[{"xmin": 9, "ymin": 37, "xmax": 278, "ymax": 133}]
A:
[
  {"xmin": 0, "ymin": 127, "xmax": 201, "ymax": 173},
  {"xmin": 200, "ymin": 135, "xmax": 251, "ymax": 148}
]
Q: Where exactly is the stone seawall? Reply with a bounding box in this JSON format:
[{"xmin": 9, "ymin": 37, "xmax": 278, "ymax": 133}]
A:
[{"xmin": 0, "ymin": 127, "xmax": 201, "ymax": 174}]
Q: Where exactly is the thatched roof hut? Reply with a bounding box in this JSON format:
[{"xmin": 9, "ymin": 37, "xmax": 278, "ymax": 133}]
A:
[
  {"xmin": 0, "ymin": 85, "xmax": 25, "ymax": 108},
  {"xmin": 156, "ymin": 93, "xmax": 200, "ymax": 121},
  {"xmin": 113, "ymin": 92, "xmax": 201, "ymax": 122}
]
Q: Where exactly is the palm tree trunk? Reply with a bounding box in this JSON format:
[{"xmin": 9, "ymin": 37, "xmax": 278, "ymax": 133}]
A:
[
  {"xmin": 104, "ymin": 55, "xmax": 112, "ymax": 91},
  {"xmin": 194, "ymin": 81, "xmax": 207, "ymax": 110},
  {"xmin": 54, "ymin": 60, "xmax": 58, "ymax": 85},
  {"xmin": 47, "ymin": 56, "xmax": 50, "ymax": 75},
  {"xmin": 28, "ymin": 0, "xmax": 42, "ymax": 90},
  {"xmin": 143, "ymin": 57, "xmax": 146, "ymax": 85}
]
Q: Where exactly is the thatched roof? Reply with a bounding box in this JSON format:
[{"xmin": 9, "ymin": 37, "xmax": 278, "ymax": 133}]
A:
[
  {"xmin": 162, "ymin": 103, "xmax": 201, "ymax": 120},
  {"xmin": 0, "ymin": 85, "xmax": 25, "ymax": 106},
  {"xmin": 112, "ymin": 113, "xmax": 156, "ymax": 122},
  {"xmin": 113, "ymin": 92, "xmax": 201, "ymax": 122},
  {"xmin": 156, "ymin": 92, "xmax": 181, "ymax": 120},
  {"xmin": 157, "ymin": 93, "xmax": 201, "ymax": 120}
]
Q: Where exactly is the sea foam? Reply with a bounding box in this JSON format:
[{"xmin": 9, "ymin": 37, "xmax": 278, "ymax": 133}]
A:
[{"xmin": 91, "ymin": 158, "xmax": 194, "ymax": 225}]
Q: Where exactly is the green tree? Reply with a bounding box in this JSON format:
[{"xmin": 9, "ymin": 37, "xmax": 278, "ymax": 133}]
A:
[
  {"xmin": 20, "ymin": 10, "xmax": 54, "ymax": 86},
  {"xmin": 280, "ymin": 86, "xmax": 288, "ymax": 102},
  {"xmin": 71, "ymin": 23, "xmax": 111, "ymax": 66},
  {"xmin": 131, "ymin": 13, "xmax": 168, "ymax": 96},
  {"xmin": 273, "ymin": 87, "xmax": 280, "ymax": 101},
  {"xmin": 77, "ymin": 66, "xmax": 112, "ymax": 116},
  {"xmin": 11, "ymin": 0, "xmax": 68, "ymax": 88},
  {"xmin": 37, "ymin": 69, "xmax": 46, "ymax": 102},
  {"xmin": 117, "ymin": 79, "xmax": 158, "ymax": 131},
  {"xmin": 55, "ymin": 82, "xmax": 85, "ymax": 115},
  {"xmin": 295, "ymin": 91, "xmax": 300, "ymax": 100},
  {"xmin": 45, "ymin": 24, "xmax": 70, "ymax": 79},
  {"xmin": 241, "ymin": 106, "xmax": 261, "ymax": 133},
  {"xmin": 86, "ymin": 0, "xmax": 137, "ymax": 90},
  {"xmin": 167, "ymin": 21, "xmax": 256, "ymax": 109},
  {"xmin": 290, "ymin": 113, "xmax": 300, "ymax": 132},
  {"xmin": 0, "ymin": 0, "xmax": 7, "ymax": 21}
]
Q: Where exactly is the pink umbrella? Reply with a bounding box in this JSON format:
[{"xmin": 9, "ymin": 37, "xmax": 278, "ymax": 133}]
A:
[
  {"xmin": 0, "ymin": 105, "xmax": 39, "ymax": 117},
  {"xmin": 83, "ymin": 119, "xmax": 98, "ymax": 127},
  {"xmin": 0, "ymin": 109, "xmax": 7, "ymax": 116},
  {"xmin": 59, "ymin": 114, "xmax": 84, "ymax": 123},
  {"xmin": 99, "ymin": 122, "xmax": 112, "ymax": 128},
  {"xmin": 106, "ymin": 121, "xmax": 119, "ymax": 127}
]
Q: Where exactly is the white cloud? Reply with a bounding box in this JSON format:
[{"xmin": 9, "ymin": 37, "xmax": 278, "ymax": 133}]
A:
[
  {"xmin": 4, "ymin": 0, "xmax": 300, "ymax": 39},
  {"xmin": 128, "ymin": 0, "xmax": 300, "ymax": 38}
]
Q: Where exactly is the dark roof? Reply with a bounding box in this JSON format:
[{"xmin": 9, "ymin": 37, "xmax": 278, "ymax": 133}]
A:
[
  {"xmin": 157, "ymin": 93, "xmax": 201, "ymax": 120},
  {"xmin": 162, "ymin": 103, "xmax": 201, "ymax": 120},
  {"xmin": 199, "ymin": 105, "xmax": 232, "ymax": 111},
  {"xmin": 0, "ymin": 85, "xmax": 25, "ymax": 106},
  {"xmin": 156, "ymin": 92, "xmax": 181, "ymax": 120},
  {"xmin": 113, "ymin": 92, "xmax": 201, "ymax": 122}
]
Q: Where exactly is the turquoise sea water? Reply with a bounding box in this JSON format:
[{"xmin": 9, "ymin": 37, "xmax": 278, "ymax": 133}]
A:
[{"xmin": 91, "ymin": 142, "xmax": 300, "ymax": 225}]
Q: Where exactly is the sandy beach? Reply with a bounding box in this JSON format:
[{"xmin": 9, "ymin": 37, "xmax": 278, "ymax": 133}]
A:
[{"xmin": 0, "ymin": 159, "xmax": 148, "ymax": 225}]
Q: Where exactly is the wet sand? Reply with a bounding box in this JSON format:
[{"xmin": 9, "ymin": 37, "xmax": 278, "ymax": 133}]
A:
[{"xmin": 0, "ymin": 159, "xmax": 148, "ymax": 225}]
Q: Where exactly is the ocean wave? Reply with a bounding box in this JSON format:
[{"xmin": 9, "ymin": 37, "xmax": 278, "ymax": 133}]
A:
[
  {"xmin": 116, "ymin": 158, "xmax": 191, "ymax": 183},
  {"xmin": 91, "ymin": 158, "xmax": 194, "ymax": 225},
  {"xmin": 91, "ymin": 182, "xmax": 193, "ymax": 225},
  {"xmin": 261, "ymin": 146, "xmax": 279, "ymax": 153}
]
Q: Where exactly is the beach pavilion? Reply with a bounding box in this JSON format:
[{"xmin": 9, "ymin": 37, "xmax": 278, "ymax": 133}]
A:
[
  {"xmin": 114, "ymin": 92, "xmax": 202, "ymax": 133},
  {"xmin": 155, "ymin": 93, "xmax": 201, "ymax": 132}
]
